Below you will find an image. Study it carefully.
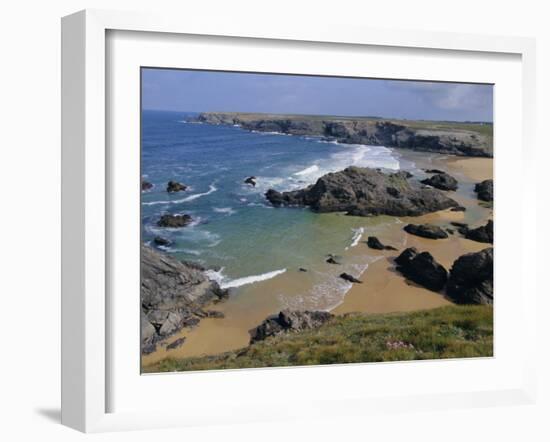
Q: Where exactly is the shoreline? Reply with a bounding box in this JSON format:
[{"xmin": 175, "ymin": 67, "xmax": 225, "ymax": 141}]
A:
[{"xmin": 142, "ymin": 148, "xmax": 493, "ymax": 369}]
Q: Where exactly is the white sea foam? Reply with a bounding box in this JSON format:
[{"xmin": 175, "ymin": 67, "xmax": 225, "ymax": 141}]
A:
[
  {"xmin": 142, "ymin": 183, "xmax": 217, "ymax": 206},
  {"xmin": 213, "ymin": 207, "xmax": 236, "ymax": 215},
  {"xmin": 207, "ymin": 268, "xmax": 287, "ymax": 289},
  {"xmin": 345, "ymin": 227, "xmax": 365, "ymax": 250},
  {"xmin": 294, "ymin": 164, "xmax": 320, "ymax": 176}
]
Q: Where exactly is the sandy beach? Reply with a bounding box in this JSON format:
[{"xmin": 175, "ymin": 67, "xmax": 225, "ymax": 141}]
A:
[{"xmin": 142, "ymin": 152, "xmax": 493, "ymax": 369}]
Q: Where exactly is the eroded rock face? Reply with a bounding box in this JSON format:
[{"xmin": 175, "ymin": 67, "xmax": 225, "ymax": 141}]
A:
[
  {"xmin": 474, "ymin": 179, "xmax": 493, "ymax": 202},
  {"xmin": 464, "ymin": 220, "xmax": 493, "ymax": 243},
  {"xmin": 421, "ymin": 172, "xmax": 458, "ymax": 191},
  {"xmin": 447, "ymin": 248, "xmax": 493, "ymax": 305},
  {"xmin": 141, "ymin": 245, "xmax": 228, "ymax": 353},
  {"xmin": 166, "ymin": 181, "xmax": 187, "ymax": 193},
  {"xmin": 249, "ymin": 310, "xmax": 333, "ymax": 344},
  {"xmin": 157, "ymin": 214, "xmax": 193, "ymax": 228},
  {"xmin": 395, "ymin": 247, "xmax": 448, "ymax": 291},
  {"xmin": 404, "ymin": 224, "xmax": 449, "ymax": 239},
  {"xmin": 265, "ymin": 167, "xmax": 459, "ymax": 217},
  {"xmin": 197, "ymin": 113, "xmax": 493, "ymax": 157}
]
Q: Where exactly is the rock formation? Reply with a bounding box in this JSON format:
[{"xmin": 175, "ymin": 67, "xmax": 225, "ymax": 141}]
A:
[
  {"xmin": 421, "ymin": 172, "xmax": 458, "ymax": 191},
  {"xmin": 464, "ymin": 220, "xmax": 493, "ymax": 243},
  {"xmin": 265, "ymin": 166, "xmax": 459, "ymax": 217},
  {"xmin": 157, "ymin": 214, "xmax": 193, "ymax": 228},
  {"xmin": 249, "ymin": 310, "xmax": 333, "ymax": 344},
  {"xmin": 474, "ymin": 179, "xmax": 493, "ymax": 202},
  {"xmin": 395, "ymin": 247, "xmax": 448, "ymax": 291},
  {"xmin": 366, "ymin": 236, "xmax": 397, "ymax": 250},
  {"xmin": 339, "ymin": 273, "xmax": 362, "ymax": 283},
  {"xmin": 447, "ymin": 248, "xmax": 493, "ymax": 304},
  {"xmin": 166, "ymin": 181, "xmax": 187, "ymax": 193},
  {"xmin": 403, "ymin": 223, "xmax": 449, "ymax": 239},
  {"xmin": 141, "ymin": 245, "xmax": 228, "ymax": 354}
]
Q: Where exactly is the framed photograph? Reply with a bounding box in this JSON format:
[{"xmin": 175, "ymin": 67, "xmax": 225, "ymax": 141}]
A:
[{"xmin": 61, "ymin": 9, "xmax": 537, "ymax": 432}]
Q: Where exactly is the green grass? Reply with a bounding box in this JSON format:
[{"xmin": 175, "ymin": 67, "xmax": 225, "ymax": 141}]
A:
[{"xmin": 143, "ymin": 305, "xmax": 493, "ymax": 373}]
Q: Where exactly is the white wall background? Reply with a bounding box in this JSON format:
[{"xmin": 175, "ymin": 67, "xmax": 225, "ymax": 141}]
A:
[{"xmin": 0, "ymin": 1, "xmax": 547, "ymax": 441}]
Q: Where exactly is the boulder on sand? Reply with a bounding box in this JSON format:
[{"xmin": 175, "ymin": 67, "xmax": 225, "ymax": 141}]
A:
[
  {"xmin": 249, "ymin": 310, "xmax": 333, "ymax": 344},
  {"xmin": 395, "ymin": 247, "xmax": 448, "ymax": 291},
  {"xmin": 420, "ymin": 172, "xmax": 459, "ymax": 191},
  {"xmin": 340, "ymin": 273, "xmax": 362, "ymax": 284},
  {"xmin": 265, "ymin": 166, "xmax": 459, "ymax": 216},
  {"xmin": 474, "ymin": 179, "xmax": 493, "ymax": 202},
  {"xmin": 326, "ymin": 254, "xmax": 343, "ymax": 265},
  {"xmin": 403, "ymin": 224, "xmax": 449, "ymax": 239},
  {"xmin": 464, "ymin": 220, "xmax": 493, "ymax": 244},
  {"xmin": 366, "ymin": 236, "xmax": 397, "ymax": 250},
  {"xmin": 447, "ymin": 248, "xmax": 493, "ymax": 304},
  {"xmin": 157, "ymin": 214, "xmax": 193, "ymax": 228}
]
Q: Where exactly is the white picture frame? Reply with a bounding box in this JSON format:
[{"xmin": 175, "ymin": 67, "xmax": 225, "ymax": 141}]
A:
[{"xmin": 61, "ymin": 9, "xmax": 538, "ymax": 433}]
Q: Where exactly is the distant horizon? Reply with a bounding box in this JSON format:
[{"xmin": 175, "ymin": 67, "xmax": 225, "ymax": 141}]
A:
[{"xmin": 141, "ymin": 108, "xmax": 493, "ymax": 124}]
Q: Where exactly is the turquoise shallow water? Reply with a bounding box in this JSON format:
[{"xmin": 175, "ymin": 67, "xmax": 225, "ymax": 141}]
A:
[{"xmin": 141, "ymin": 110, "xmax": 415, "ymax": 300}]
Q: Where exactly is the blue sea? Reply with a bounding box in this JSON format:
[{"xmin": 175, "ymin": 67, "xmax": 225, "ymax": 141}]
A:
[{"xmin": 141, "ymin": 110, "xmax": 415, "ymax": 310}]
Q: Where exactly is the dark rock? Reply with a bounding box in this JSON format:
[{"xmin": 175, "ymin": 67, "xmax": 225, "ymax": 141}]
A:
[
  {"xmin": 450, "ymin": 206, "xmax": 466, "ymax": 212},
  {"xmin": 421, "ymin": 172, "xmax": 458, "ymax": 191},
  {"xmin": 424, "ymin": 169, "xmax": 445, "ymax": 174},
  {"xmin": 244, "ymin": 176, "xmax": 257, "ymax": 187},
  {"xmin": 157, "ymin": 214, "xmax": 193, "ymax": 228},
  {"xmin": 366, "ymin": 236, "xmax": 397, "ymax": 250},
  {"xmin": 474, "ymin": 179, "xmax": 493, "ymax": 202},
  {"xmin": 141, "ymin": 179, "xmax": 153, "ymax": 192},
  {"xmin": 265, "ymin": 166, "xmax": 459, "ymax": 216},
  {"xmin": 299, "ymin": 268, "xmax": 308, "ymax": 272},
  {"xmin": 395, "ymin": 248, "xmax": 448, "ymax": 291},
  {"xmin": 326, "ymin": 254, "xmax": 343, "ymax": 265},
  {"xmin": 206, "ymin": 310, "xmax": 225, "ymax": 319},
  {"xmin": 249, "ymin": 310, "xmax": 333, "ymax": 344},
  {"xmin": 447, "ymin": 248, "xmax": 493, "ymax": 304},
  {"xmin": 141, "ymin": 245, "xmax": 228, "ymax": 354},
  {"xmin": 464, "ymin": 220, "xmax": 493, "ymax": 243},
  {"xmin": 166, "ymin": 337, "xmax": 187, "ymax": 350},
  {"xmin": 166, "ymin": 180, "xmax": 187, "ymax": 193},
  {"xmin": 340, "ymin": 273, "xmax": 362, "ymax": 283},
  {"xmin": 153, "ymin": 236, "xmax": 171, "ymax": 246},
  {"xmin": 446, "ymin": 228, "xmax": 455, "ymax": 234},
  {"xmin": 450, "ymin": 221, "xmax": 469, "ymax": 228},
  {"xmin": 404, "ymin": 223, "xmax": 449, "ymax": 239}
]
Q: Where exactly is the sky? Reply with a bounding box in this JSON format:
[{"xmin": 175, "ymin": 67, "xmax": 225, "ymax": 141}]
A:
[{"xmin": 142, "ymin": 68, "xmax": 493, "ymax": 122}]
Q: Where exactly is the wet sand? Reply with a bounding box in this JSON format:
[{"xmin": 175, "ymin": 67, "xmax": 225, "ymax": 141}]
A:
[{"xmin": 142, "ymin": 152, "xmax": 493, "ymax": 368}]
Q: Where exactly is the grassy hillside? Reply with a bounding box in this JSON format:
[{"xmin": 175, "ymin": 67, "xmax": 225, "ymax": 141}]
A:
[{"xmin": 144, "ymin": 305, "xmax": 493, "ymax": 373}]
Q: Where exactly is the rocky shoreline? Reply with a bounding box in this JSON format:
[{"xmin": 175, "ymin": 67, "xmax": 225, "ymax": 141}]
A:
[{"xmin": 197, "ymin": 112, "xmax": 493, "ymax": 157}]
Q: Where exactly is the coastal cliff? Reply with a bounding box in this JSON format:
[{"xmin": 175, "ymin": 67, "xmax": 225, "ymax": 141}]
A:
[
  {"xmin": 141, "ymin": 245, "xmax": 228, "ymax": 354},
  {"xmin": 197, "ymin": 112, "xmax": 493, "ymax": 157}
]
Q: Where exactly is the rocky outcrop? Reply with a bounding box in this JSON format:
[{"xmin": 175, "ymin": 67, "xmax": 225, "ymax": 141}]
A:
[
  {"xmin": 166, "ymin": 181, "xmax": 187, "ymax": 193},
  {"xmin": 474, "ymin": 179, "xmax": 493, "ymax": 202},
  {"xmin": 265, "ymin": 166, "xmax": 459, "ymax": 217},
  {"xmin": 340, "ymin": 273, "xmax": 362, "ymax": 284},
  {"xmin": 447, "ymin": 248, "xmax": 493, "ymax": 305},
  {"xmin": 141, "ymin": 179, "xmax": 153, "ymax": 192},
  {"xmin": 464, "ymin": 220, "xmax": 493, "ymax": 243},
  {"xmin": 157, "ymin": 214, "xmax": 193, "ymax": 228},
  {"xmin": 141, "ymin": 245, "xmax": 228, "ymax": 354},
  {"xmin": 153, "ymin": 236, "xmax": 171, "ymax": 246},
  {"xmin": 244, "ymin": 176, "xmax": 257, "ymax": 187},
  {"xmin": 421, "ymin": 172, "xmax": 458, "ymax": 191},
  {"xmin": 249, "ymin": 310, "xmax": 333, "ymax": 344},
  {"xmin": 197, "ymin": 112, "xmax": 493, "ymax": 157},
  {"xmin": 395, "ymin": 247, "xmax": 448, "ymax": 291},
  {"xmin": 404, "ymin": 224, "xmax": 449, "ymax": 239},
  {"xmin": 326, "ymin": 254, "xmax": 343, "ymax": 265},
  {"xmin": 366, "ymin": 236, "xmax": 397, "ymax": 250}
]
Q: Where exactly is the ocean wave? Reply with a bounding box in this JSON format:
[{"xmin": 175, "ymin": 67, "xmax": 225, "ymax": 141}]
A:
[
  {"xmin": 141, "ymin": 183, "xmax": 217, "ymax": 206},
  {"xmin": 345, "ymin": 227, "xmax": 365, "ymax": 250},
  {"xmin": 294, "ymin": 164, "xmax": 320, "ymax": 176},
  {"xmin": 213, "ymin": 207, "xmax": 236, "ymax": 215},
  {"xmin": 207, "ymin": 268, "xmax": 287, "ymax": 289}
]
